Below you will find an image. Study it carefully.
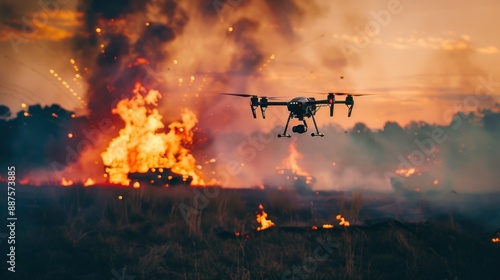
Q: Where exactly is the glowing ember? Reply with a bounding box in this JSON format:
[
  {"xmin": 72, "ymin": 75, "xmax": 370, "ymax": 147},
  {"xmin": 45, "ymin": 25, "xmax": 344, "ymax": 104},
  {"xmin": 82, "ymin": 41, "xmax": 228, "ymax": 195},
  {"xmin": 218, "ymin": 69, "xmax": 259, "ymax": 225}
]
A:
[
  {"xmin": 83, "ymin": 178, "xmax": 95, "ymax": 186},
  {"xmin": 433, "ymin": 179, "xmax": 439, "ymax": 185},
  {"xmin": 132, "ymin": 181, "xmax": 141, "ymax": 188},
  {"xmin": 61, "ymin": 178, "xmax": 73, "ymax": 186},
  {"xmin": 492, "ymin": 238, "xmax": 499, "ymax": 243},
  {"xmin": 312, "ymin": 226, "xmax": 318, "ymax": 230},
  {"xmin": 101, "ymin": 83, "xmax": 205, "ymax": 186},
  {"xmin": 336, "ymin": 214, "xmax": 350, "ymax": 227},
  {"xmin": 118, "ymin": 195, "xmax": 123, "ymax": 200},
  {"xmin": 256, "ymin": 204, "xmax": 275, "ymax": 231},
  {"xmin": 322, "ymin": 224, "xmax": 334, "ymax": 229},
  {"xmin": 395, "ymin": 167, "xmax": 416, "ymax": 177}
]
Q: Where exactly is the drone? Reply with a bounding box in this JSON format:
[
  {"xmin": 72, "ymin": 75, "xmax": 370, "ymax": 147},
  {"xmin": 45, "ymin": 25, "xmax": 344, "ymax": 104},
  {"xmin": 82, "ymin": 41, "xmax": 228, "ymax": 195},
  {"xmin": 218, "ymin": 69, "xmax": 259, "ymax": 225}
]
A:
[{"xmin": 223, "ymin": 92, "xmax": 368, "ymax": 138}]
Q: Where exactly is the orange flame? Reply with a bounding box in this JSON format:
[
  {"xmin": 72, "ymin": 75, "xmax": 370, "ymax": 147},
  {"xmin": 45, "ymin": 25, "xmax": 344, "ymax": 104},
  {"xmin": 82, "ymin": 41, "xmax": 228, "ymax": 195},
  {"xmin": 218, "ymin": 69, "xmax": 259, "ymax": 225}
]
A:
[
  {"xmin": 283, "ymin": 138, "xmax": 308, "ymax": 175},
  {"xmin": 256, "ymin": 204, "xmax": 275, "ymax": 231},
  {"xmin": 395, "ymin": 167, "xmax": 416, "ymax": 177},
  {"xmin": 83, "ymin": 178, "xmax": 95, "ymax": 186},
  {"xmin": 101, "ymin": 83, "xmax": 205, "ymax": 186},
  {"xmin": 492, "ymin": 237, "xmax": 500, "ymax": 243},
  {"xmin": 336, "ymin": 214, "xmax": 350, "ymax": 227},
  {"xmin": 61, "ymin": 178, "xmax": 73, "ymax": 186},
  {"xmin": 322, "ymin": 224, "xmax": 334, "ymax": 229}
]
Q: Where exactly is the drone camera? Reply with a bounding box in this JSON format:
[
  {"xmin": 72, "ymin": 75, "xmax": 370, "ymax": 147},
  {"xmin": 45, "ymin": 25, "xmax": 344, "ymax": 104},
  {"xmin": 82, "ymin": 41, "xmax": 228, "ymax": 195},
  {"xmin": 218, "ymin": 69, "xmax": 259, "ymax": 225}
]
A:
[{"xmin": 292, "ymin": 124, "xmax": 307, "ymax": 134}]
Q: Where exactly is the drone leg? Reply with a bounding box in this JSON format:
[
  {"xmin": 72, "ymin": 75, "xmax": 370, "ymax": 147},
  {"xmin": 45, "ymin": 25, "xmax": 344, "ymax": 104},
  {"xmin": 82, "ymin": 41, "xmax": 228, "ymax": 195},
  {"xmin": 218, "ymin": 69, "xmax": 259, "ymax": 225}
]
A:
[
  {"xmin": 277, "ymin": 112, "xmax": 292, "ymax": 138},
  {"xmin": 310, "ymin": 114, "xmax": 324, "ymax": 137}
]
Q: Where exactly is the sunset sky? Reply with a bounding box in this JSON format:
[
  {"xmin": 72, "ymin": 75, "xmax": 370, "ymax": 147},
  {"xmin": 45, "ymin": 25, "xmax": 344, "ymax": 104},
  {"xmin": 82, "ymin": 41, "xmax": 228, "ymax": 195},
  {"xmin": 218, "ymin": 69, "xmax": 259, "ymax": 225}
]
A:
[{"xmin": 1, "ymin": 0, "xmax": 499, "ymax": 131}]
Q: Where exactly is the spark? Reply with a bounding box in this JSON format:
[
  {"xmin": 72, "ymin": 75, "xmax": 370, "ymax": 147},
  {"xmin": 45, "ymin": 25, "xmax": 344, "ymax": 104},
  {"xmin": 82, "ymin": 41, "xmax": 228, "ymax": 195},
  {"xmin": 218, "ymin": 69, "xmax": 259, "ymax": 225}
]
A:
[{"xmin": 49, "ymin": 69, "xmax": 86, "ymax": 106}]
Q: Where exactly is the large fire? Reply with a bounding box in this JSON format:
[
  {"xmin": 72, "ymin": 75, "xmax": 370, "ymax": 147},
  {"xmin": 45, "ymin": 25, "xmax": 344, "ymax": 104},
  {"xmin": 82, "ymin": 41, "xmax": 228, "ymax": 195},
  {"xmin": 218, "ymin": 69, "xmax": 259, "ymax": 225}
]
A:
[
  {"xmin": 256, "ymin": 204, "xmax": 275, "ymax": 231},
  {"xmin": 101, "ymin": 83, "xmax": 204, "ymax": 186}
]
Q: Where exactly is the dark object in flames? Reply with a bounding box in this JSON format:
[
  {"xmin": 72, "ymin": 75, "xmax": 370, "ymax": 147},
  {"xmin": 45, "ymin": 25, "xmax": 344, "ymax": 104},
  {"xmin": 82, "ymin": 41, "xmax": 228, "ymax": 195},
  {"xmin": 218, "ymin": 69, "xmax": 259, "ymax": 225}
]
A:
[{"xmin": 127, "ymin": 167, "xmax": 192, "ymax": 187}]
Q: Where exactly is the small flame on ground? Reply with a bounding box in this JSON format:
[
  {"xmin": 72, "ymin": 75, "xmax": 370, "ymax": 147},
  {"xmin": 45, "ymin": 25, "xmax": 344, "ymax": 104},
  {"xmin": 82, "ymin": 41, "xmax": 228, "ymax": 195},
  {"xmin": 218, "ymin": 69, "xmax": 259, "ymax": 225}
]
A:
[
  {"xmin": 83, "ymin": 178, "xmax": 95, "ymax": 186},
  {"xmin": 256, "ymin": 204, "xmax": 275, "ymax": 231},
  {"xmin": 61, "ymin": 178, "xmax": 73, "ymax": 186},
  {"xmin": 336, "ymin": 214, "xmax": 350, "ymax": 227},
  {"xmin": 322, "ymin": 224, "xmax": 334, "ymax": 229},
  {"xmin": 492, "ymin": 237, "xmax": 500, "ymax": 243}
]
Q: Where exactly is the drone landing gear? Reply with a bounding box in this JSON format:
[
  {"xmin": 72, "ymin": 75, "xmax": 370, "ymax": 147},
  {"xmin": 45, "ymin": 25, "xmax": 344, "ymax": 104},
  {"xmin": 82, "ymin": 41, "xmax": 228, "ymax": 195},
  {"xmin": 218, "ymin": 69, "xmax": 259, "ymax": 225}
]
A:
[
  {"xmin": 310, "ymin": 113, "xmax": 324, "ymax": 137},
  {"xmin": 277, "ymin": 112, "xmax": 292, "ymax": 138}
]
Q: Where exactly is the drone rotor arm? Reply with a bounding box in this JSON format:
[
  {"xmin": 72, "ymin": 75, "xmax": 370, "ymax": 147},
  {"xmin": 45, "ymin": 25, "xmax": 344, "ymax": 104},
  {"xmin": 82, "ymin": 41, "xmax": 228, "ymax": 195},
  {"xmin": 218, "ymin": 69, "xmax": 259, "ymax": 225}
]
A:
[{"xmin": 263, "ymin": 101, "xmax": 289, "ymax": 106}]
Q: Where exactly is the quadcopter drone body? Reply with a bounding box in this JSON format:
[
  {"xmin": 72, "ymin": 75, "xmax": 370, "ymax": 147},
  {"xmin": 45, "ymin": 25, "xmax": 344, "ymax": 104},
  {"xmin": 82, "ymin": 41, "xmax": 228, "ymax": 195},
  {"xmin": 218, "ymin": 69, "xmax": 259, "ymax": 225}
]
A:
[{"xmin": 224, "ymin": 92, "xmax": 363, "ymax": 137}]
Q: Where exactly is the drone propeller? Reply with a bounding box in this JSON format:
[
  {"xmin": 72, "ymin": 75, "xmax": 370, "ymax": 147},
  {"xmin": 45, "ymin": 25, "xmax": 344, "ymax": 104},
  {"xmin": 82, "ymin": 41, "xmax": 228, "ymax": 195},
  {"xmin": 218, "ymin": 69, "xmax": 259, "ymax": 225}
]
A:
[
  {"xmin": 300, "ymin": 91, "xmax": 372, "ymax": 97},
  {"xmin": 333, "ymin": 92, "xmax": 371, "ymax": 96},
  {"xmin": 221, "ymin": 93, "xmax": 286, "ymax": 100}
]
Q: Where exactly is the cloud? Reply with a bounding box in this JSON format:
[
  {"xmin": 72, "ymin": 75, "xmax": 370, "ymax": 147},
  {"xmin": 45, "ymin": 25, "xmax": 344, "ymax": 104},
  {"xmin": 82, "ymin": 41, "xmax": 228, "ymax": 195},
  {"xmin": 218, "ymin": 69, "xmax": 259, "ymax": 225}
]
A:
[
  {"xmin": 0, "ymin": 9, "xmax": 83, "ymax": 42},
  {"xmin": 382, "ymin": 34, "xmax": 499, "ymax": 54},
  {"xmin": 477, "ymin": 46, "xmax": 499, "ymax": 54}
]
